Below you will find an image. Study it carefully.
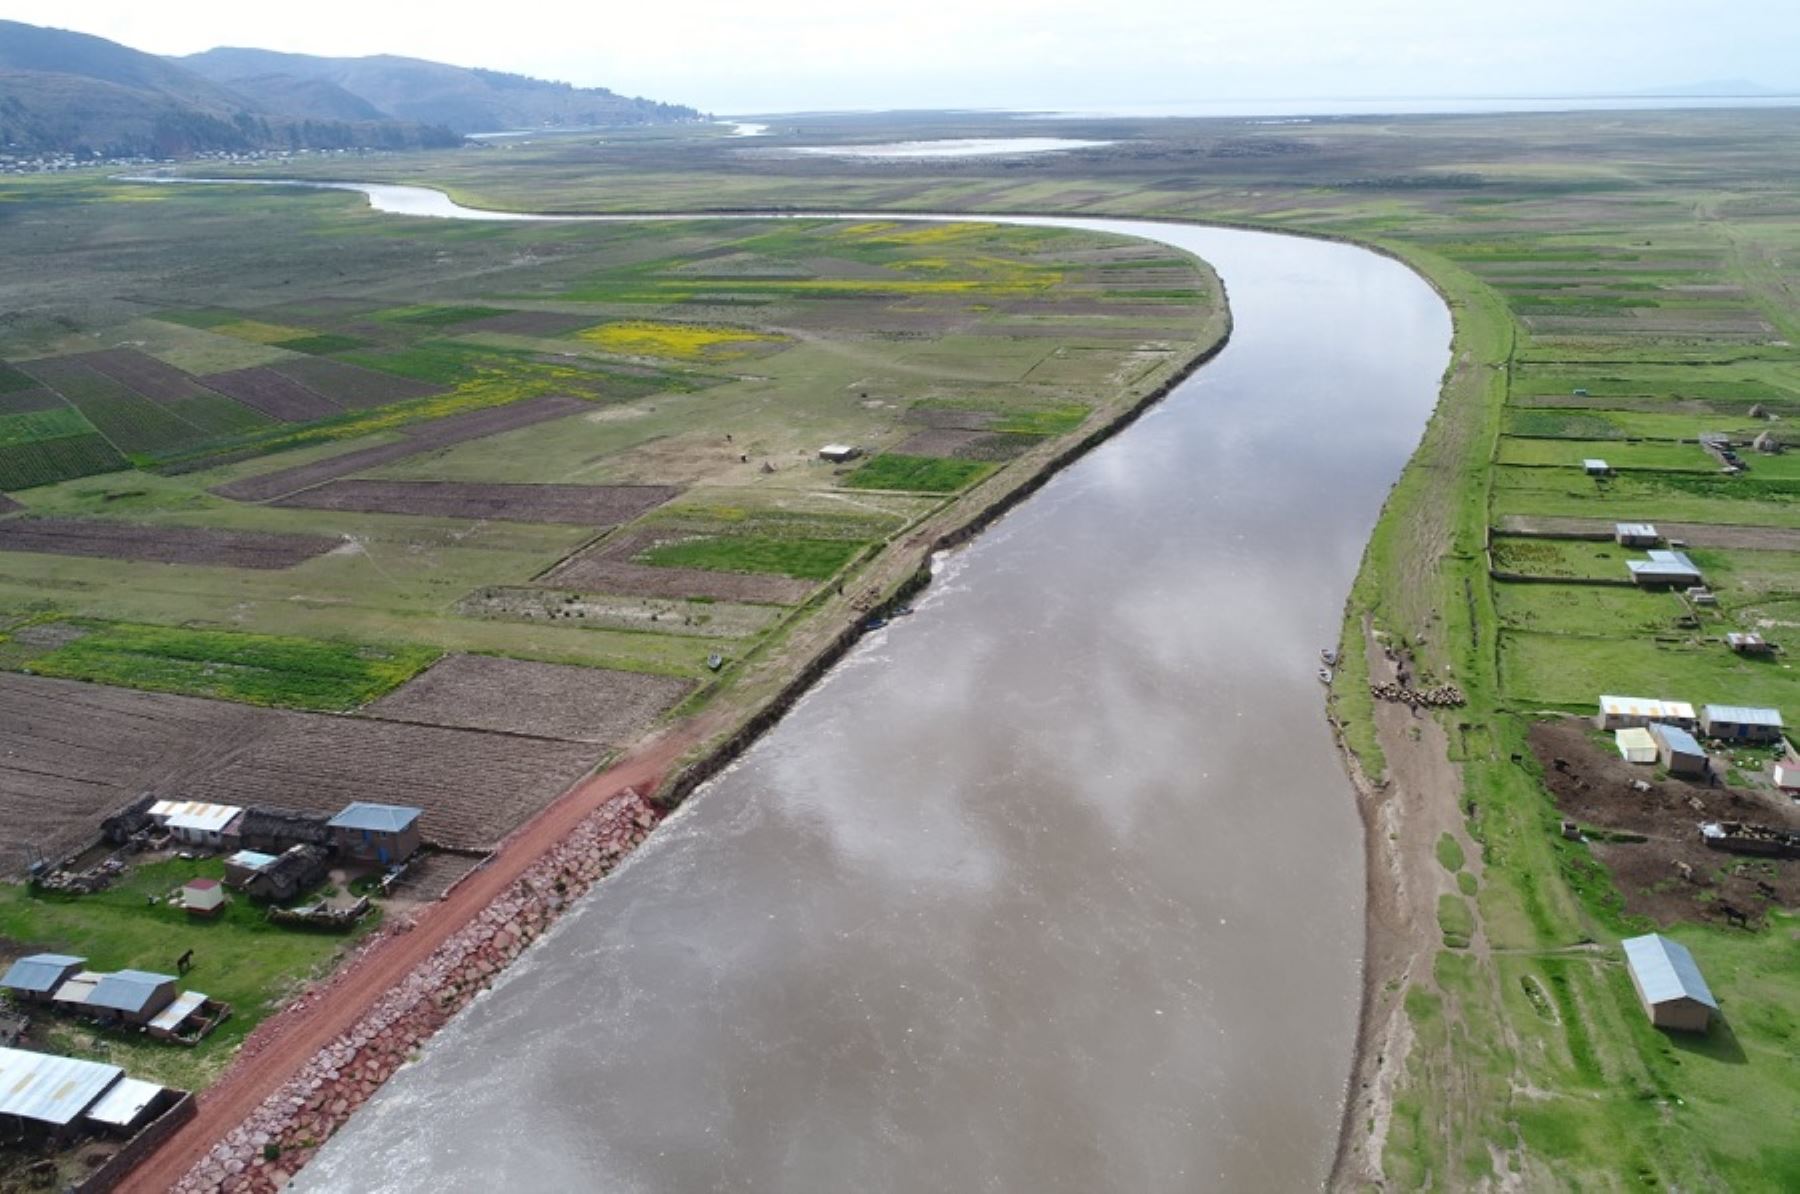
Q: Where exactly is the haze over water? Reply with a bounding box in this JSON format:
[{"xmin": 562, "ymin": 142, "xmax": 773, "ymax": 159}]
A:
[{"xmin": 298, "ymin": 211, "xmax": 1451, "ymax": 1192}]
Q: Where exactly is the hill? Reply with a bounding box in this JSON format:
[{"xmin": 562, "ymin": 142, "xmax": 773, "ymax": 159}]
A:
[
  {"xmin": 180, "ymin": 47, "xmax": 700, "ymax": 133},
  {"xmin": 0, "ymin": 20, "xmax": 458, "ymax": 157}
]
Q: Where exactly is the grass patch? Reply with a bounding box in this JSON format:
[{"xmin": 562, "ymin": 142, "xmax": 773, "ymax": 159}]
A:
[
  {"xmin": 276, "ymin": 333, "xmax": 370, "ymax": 355},
  {"xmin": 375, "ymin": 305, "xmax": 510, "ymax": 327},
  {"xmin": 1437, "ymin": 832, "xmax": 1466, "ymax": 873},
  {"xmin": 843, "ymin": 453, "xmax": 994, "ymax": 493},
  {"xmin": 574, "ymin": 319, "xmax": 786, "ymax": 360},
  {"xmin": 991, "ymin": 403, "xmax": 1091, "ymax": 435},
  {"xmin": 636, "ymin": 535, "xmax": 865, "ymax": 580},
  {"xmin": 23, "ymin": 621, "xmax": 437, "ymax": 710},
  {"xmin": 1438, "ymin": 892, "xmax": 1475, "ymax": 949},
  {"xmin": 0, "ymin": 856, "xmax": 369, "ymax": 1089}
]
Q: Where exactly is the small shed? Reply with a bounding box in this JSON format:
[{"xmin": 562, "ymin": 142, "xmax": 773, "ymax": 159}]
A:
[
  {"xmin": 1583, "ymin": 458, "xmax": 1611, "ymax": 476},
  {"xmin": 87, "ymin": 970, "xmax": 178, "ymax": 1025},
  {"xmin": 1614, "ymin": 727, "xmax": 1657, "ymax": 764},
  {"xmin": 223, "ymin": 850, "xmax": 278, "ymax": 890},
  {"xmin": 819, "ymin": 444, "xmax": 863, "ymax": 464},
  {"xmin": 1751, "ymin": 430, "xmax": 1781, "ymax": 454},
  {"xmin": 1699, "ymin": 704, "xmax": 1785, "ymax": 743},
  {"xmin": 0, "ymin": 954, "xmax": 86, "ymax": 1005},
  {"xmin": 1774, "ymin": 761, "xmax": 1800, "ymax": 794},
  {"xmin": 0, "ymin": 1045, "xmax": 124, "ymax": 1133},
  {"xmin": 1725, "ymin": 632, "xmax": 1774, "ymax": 656},
  {"xmin": 1686, "ymin": 586, "xmax": 1717, "ymax": 606},
  {"xmin": 1628, "ymin": 549, "xmax": 1703, "ymax": 588},
  {"xmin": 244, "ymin": 845, "xmax": 328, "ymax": 902},
  {"xmin": 1614, "ymin": 522, "xmax": 1659, "ymax": 547},
  {"xmin": 84, "ymin": 1076, "xmax": 169, "ymax": 1134},
  {"xmin": 1596, "ymin": 695, "xmax": 1696, "ymax": 732},
  {"xmin": 51, "ymin": 971, "xmax": 103, "ymax": 1013},
  {"xmin": 234, "ymin": 807, "xmax": 332, "ymax": 853},
  {"xmin": 1621, "ymin": 934, "xmax": 1717, "ymax": 1032},
  {"xmin": 181, "ymin": 878, "xmax": 226, "ymax": 918},
  {"xmin": 149, "ymin": 801, "xmax": 244, "ymax": 848},
  {"xmin": 1649, "ymin": 723, "xmax": 1709, "ymax": 779},
  {"xmin": 327, "ymin": 802, "xmax": 424, "ymax": 865}
]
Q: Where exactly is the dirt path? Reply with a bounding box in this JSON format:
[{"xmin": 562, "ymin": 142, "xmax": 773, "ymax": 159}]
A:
[{"xmin": 115, "ymin": 718, "xmax": 713, "ymax": 1194}]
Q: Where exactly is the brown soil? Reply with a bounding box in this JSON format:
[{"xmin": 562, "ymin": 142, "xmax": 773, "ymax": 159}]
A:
[
  {"xmin": 1527, "ymin": 718, "xmax": 1798, "ymax": 926},
  {"xmin": 1496, "ymin": 515, "xmax": 1800, "ymax": 552},
  {"xmin": 201, "ymin": 367, "xmax": 343, "ymax": 423},
  {"xmin": 268, "ymin": 357, "xmax": 443, "ymax": 410},
  {"xmin": 892, "ymin": 428, "xmax": 1039, "ymax": 461},
  {"xmin": 0, "ymin": 517, "xmax": 340, "ymax": 569},
  {"xmin": 69, "ymin": 348, "xmax": 229, "ymax": 408},
  {"xmin": 544, "ymin": 529, "xmax": 817, "ymax": 605},
  {"xmin": 460, "ymin": 310, "xmax": 597, "ymax": 338},
  {"xmin": 172, "ymin": 717, "xmax": 604, "ymax": 851},
  {"xmin": 365, "ymin": 653, "xmax": 692, "ymax": 745},
  {"xmin": 0, "ymin": 675, "xmax": 271, "ymax": 875},
  {"xmin": 0, "ymin": 493, "xmax": 21, "ymax": 515},
  {"xmin": 0, "ymin": 387, "xmax": 65, "ymax": 415},
  {"xmin": 272, "ymin": 479, "xmax": 678, "ymax": 526},
  {"xmin": 211, "ymin": 396, "xmax": 590, "ymax": 502}
]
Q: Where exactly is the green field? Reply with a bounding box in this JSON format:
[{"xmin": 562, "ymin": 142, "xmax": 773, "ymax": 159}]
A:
[
  {"xmin": 636, "ymin": 535, "xmax": 867, "ymax": 579},
  {"xmin": 844, "ymin": 453, "xmax": 995, "ymax": 493}
]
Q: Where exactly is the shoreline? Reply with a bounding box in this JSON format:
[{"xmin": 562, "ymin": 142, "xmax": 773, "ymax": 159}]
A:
[{"xmin": 116, "ymin": 253, "xmax": 1234, "ymax": 1191}]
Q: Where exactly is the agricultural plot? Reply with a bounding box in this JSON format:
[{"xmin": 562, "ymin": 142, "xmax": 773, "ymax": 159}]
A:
[
  {"xmin": 1488, "ymin": 536, "xmax": 1633, "ymax": 581},
  {"xmin": 544, "ymin": 530, "xmax": 821, "ymax": 605},
  {"xmin": 0, "ymin": 673, "xmax": 272, "ymax": 875},
  {"xmin": 1491, "ymin": 465, "xmax": 1800, "ymax": 528},
  {"xmin": 269, "ymin": 355, "xmax": 446, "ymax": 409},
  {"xmin": 1497, "ymin": 629, "xmax": 1796, "ymax": 722},
  {"xmin": 456, "ymin": 587, "xmax": 782, "ymax": 640},
  {"xmin": 202, "ymin": 366, "xmax": 345, "ymax": 422},
  {"xmin": 271, "ymin": 480, "xmax": 679, "ymax": 526},
  {"xmin": 19, "ymin": 353, "xmax": 267, "ymax": 457},
  {"xmin": 843, "ymin": 453, "xmax": 995, "ymax": 493},
  {"xmin": 173, "ymin": 716, "xmax": 604, "ymax": 851},
  {"xmin": 365, "ymin": 653, "xmax": 691, "ymax": 745},
  {"xmin": 0, "ymin": 517, "xmax": 340, "ymax": 569}
]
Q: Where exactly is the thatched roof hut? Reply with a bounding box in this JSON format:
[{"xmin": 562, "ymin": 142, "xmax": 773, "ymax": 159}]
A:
[
  {"xmin": 1752, "ymin": 430, "xmax": 1783, "ymax": 454},
  {"xmin": 1747, "ymin": 403, "xmax": 1771, "ymax": 419}
]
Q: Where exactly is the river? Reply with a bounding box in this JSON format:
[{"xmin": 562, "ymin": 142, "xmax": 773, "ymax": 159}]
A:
[{"xmin": 195, "ymin": 182, "xmax": 1451, "ymax": 1191}]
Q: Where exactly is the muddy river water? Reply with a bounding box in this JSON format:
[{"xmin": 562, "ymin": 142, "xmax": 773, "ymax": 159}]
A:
[{"xmin": 225, "ymin": 184, "xmax": 1452, "ymax": 1191}]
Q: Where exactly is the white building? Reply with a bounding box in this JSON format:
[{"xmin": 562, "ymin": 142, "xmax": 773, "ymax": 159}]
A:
[
  {"xmin": 1699, "ymin": 704, "xmax": 1785, "ymax": 743},
  {"xmin": 148, "ymin": 801, "xmax": 243, "ymax": 848},
  {"xmin": 1615, "ymin": 727, "xmax": 1657, "ymax": 764},
  {"xmin": 1614, "ymin": 523, "xmax": 1659, "ymax": 547},
  {"xmin": 1628, "ymin": 550, "xmax": 1703, "ymax": 588},
  {"xmin": 1596, "ymin": 695, "xmax": 1697, "ymax": 731}
]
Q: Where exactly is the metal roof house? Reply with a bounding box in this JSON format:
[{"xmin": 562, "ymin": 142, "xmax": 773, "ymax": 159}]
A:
[
  {"xmin": 0, "ymin": 1045, "xmax": 124, "ymax": 1131},
  {"xmin": 1596, "ymin": 695, "xmax": 1697, "ymax": 732},
  {"xmin": 1614, "ymin": 522, "xmax": 1659, "ymax": 546},
  {"xmin": 1648, "ymin": 723, "xmax": 1709, "ymax": 779},
  {"xmin": 1628, "ymin": 550, "xmax": 1703, "ymax": 588},
  {"xmin": 328, "ymin": 802, "xmax": 424, "ymax": 865},
  {"xmin": 1622, "ymin": 934, "xmax": 1717, "ymax": 1032},
  {"xmin": 819, "ymin": 444, "xmax": 863, "ymax": 463},
  {"xmin": 1614, "ymin": 727, "xmax": 1657, "ymax": 764},
  {"xmin": 1, "ymin": 954, "xmax": 86, "ymax": 1004},
  {"xmin": 1725, "ymin": 632, "xmax": 1774, "ymax": 656},
  {"xmin": 87, "ymin": 970, "xmax": 178, "ymax": 1025},
  {"xmin": 148, "ymin": 800, "xmax": 244, "ymax": 847},
  {"xmin": 1583, "ymin": 458, "xmax": 1611, "ymax": 476},
  {"xmin": 1699, "ymin": 704, "xmax": 1785, "ymax": 744},
  {"xmin": 85, "ymin": 1076, "xmax": 168, "ymax": 1133}
]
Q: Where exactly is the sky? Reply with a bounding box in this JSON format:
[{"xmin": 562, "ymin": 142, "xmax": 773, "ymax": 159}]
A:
[{"xmin": 9, "ymin": 0, "xmax": 1799, "ymax": 113}]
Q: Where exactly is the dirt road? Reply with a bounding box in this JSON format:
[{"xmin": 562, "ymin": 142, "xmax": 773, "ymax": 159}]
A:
[{"xmin": 116, "ymin": 721, "xmax": 707, "ymax": 1194}]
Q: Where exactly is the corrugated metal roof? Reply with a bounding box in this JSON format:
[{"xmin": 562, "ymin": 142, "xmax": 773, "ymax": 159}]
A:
[
  {"xmin": 53, "ymin": 971, "xmax": 102, "ymax": 1007},
  {"xmin": 227, "ymin": 850, "xmax": 278, "ymax": 870},
  {"xmin": 327, "ymin": 802, "xmax": 423, "ymax": 833},
  {"xmin": 1615, "ymin": 522, "xmax": 1657, "ymax": 536},
  {"xmin": 0, "ymin": 1045, "xmax": 123, "ymax": 1126},
  {"xmin": 0, "ymin": 954, "xmax": 86, "ymax": 994},
  {"xmin": 85, "ymin": 1077, "xmax": 163, "ymax": 1128},
  {"xmin": 149, "ymin": 801, "xmax": 242, "ymax": 834},
  {"xmin": 1623, "ymin": 934, "xmax": 1718, "ymax": 1010},
  {"xmin": 1702, "ymin": 705, "xmax": 1784, "ymax": 728},
  {"xmin": 1649, "ymin": 723, "xmax": 1704, "ymax": 756},
  {"xmin": 147, "ymin": 990, "xmax": 207, "ymax": 1034},
  {"xmin": 1599, "ymin": 695, "xmax": 1687, "ymax": 719},
  {"xmin": 88, "ymin": 970, "xmax": 176, "ymax": 1015}
]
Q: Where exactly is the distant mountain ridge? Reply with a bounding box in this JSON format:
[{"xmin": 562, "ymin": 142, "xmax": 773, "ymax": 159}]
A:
[
  {"xmin": 179, "ymin": 47, "xmax": 699, "ymax": 134},
  {"xmin": 0, "ymin": 20, "xmax": 697, "ymax": 159}
]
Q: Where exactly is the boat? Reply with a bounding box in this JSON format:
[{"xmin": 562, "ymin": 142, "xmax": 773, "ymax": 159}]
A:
[
  {"xmin": 1318, "ymin": 667, "xmax": 1334, "ymax": 684},
  {"xmin": 1320, "ymin": 647, "xmax": 1339, "ymax": 667},
  {"xmin": 864, "ymin": 616, "xmax": 888, "ymax": 631},
  {"xmin": 706, "ymin": 654, "xmax": 724, "ymax": 672}
]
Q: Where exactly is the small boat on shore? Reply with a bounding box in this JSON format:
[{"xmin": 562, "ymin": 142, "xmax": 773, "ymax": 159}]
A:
[
  {"xmin": 1318, "ymin": 667, "xmax": 1334, "ymax": 684},
  {"xmin": 706, "ymin": 654, "xmax": 724, "ymax": 671},
  {"xmin": 1320, "ymin": 647, "xmax": 1339, "ymax": 667}
]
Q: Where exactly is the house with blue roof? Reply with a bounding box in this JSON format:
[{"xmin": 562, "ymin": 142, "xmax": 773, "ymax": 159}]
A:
[
  {"xmin": 1622, "ymin": 934, "xmax": 1717, "ymax": 1032},
  {"xmin": 1647, "ymin": 723, "xmax": 1709, "ymax": 779},
  {"xmin": 327, "ymin": 802, "xmax": 424, "ymax": 866},
  {"xmin": 1699, "ymin": 704, "xmax": 1785, "ymax": 744},
  {"xmin": 0, "ymin": 954, "xmax": 86, "ymax": 1005}
]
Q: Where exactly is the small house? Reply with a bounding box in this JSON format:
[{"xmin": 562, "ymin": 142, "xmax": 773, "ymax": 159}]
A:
[
  {"xmin": 1614, "ymin": 727, "xmax": 1657, "ymax": 764},
  {"xmin": 1583, "ymin": 458, "xmax": 1611, "ymax": 477},
  {"xmin": 51, "ymin": 971, "xmax": 103, "ymax": 1014},
  {"xmin": 1649, "ymin": 723, "xmax": 1709, "ymax": 779},
  {"xmin": 86, "ymin": 971, "xmax": 178, "ymax": 1026},
  {"xmin": 0, "ymin": 954, "xmax": 86, "ymax": 1005},
  {"xmin": 0, "ymin": 1045, "xmax": 126, "ymax": 1135},
  {"xmin": 1751, "ymin": 430, "xmax": 1781, "ymax": 454},
  {"xmin": 1699, "ymin": 704, "xmax": 1785, "ymax": 744},
  {"xmin": 1596, "ymin": 695, "xmax": 1697, "ymax": 732},
  {"xmin": 327, "ymin": 803, "xmax": 424, "ymax": 865},
  {"xmin": 1628, "ymin": 550, "xmax": 1703, "ymax": 588},
  {"xmin": 223, "ymin": 850, "xmax": 278, "ymax": 890},
  {"xmin": 1686, "ymin": 586, "xmax": 1717, "ymax": 606},
  {"xmin": 84, "ymin": 1077, "xmax": 170, "ymax": 1135},
  {"xmin": 1725, "ymin": 632, "xmax": 1774, "ymax": 656},
  {"xmin": 146, "ymin": 990, "xmax": 225, "ymax": 1043},
  {"xmin": 1774, "ymin": 760, "xmax": 1800, "ymax": 794},
  {"xmin": 1621, "ymin": 934, "xmax": 1717, "ymax": 1032},
  {"xmin": 819, "ymin": 444, "xmax": 863, "ymax": 464},
  {"xmin": 1614, "ymin": 522, "xmax": 1658, "ymax": 547},
  {"xmin": 148, "ymin": 801, "xmax": 244, "ymax": 849},
  {"xmin": 231, "ymin": 844, "xmax": 328, "ymax": 902},
  {"xmin": 233, "ymin": 807, "xmax": 332, "ymax": 854},
  {"xmin": 181, "ymin": 878, "xmax": 226, "ymax": 919}
]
